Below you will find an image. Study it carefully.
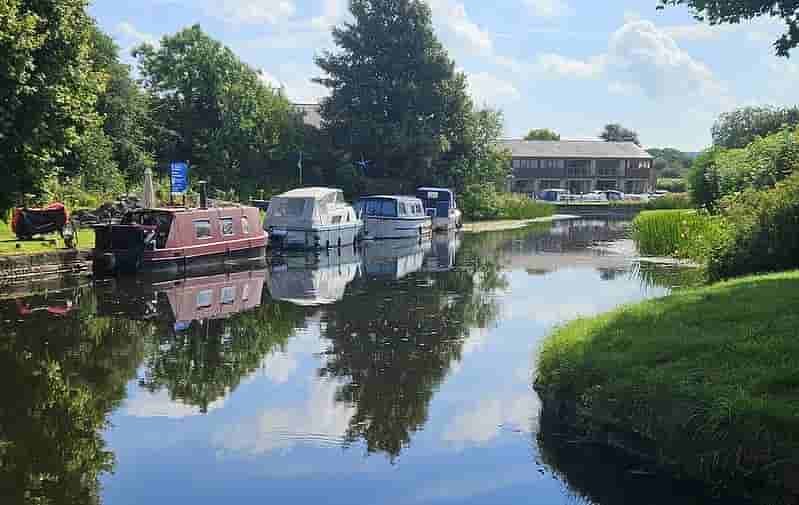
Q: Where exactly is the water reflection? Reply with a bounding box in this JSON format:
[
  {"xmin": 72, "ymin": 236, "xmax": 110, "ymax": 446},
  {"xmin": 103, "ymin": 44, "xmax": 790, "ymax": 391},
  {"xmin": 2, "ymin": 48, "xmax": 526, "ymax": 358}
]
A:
[{"xmin": 0, "ymin": 219, "xmax": 713, "ymax": 505}]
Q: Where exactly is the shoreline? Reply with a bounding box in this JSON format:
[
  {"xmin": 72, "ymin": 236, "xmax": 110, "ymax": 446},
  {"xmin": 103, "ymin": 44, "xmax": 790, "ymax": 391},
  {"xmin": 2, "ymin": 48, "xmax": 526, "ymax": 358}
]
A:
[
  {"xmin": 462, "ymin": 214, "xmax": 579, "ymax": 233},
  {"xmin": 535, "ymin": 271, "xmax": 799, "ymax": 504}
]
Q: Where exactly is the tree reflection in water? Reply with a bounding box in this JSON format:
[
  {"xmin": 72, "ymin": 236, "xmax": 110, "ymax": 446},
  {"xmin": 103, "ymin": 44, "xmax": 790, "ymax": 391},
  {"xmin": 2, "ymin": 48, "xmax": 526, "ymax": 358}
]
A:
[
  {"xmin": 319, "ymin": 234, "xmax": 509, "ymax": 459},
  {"xmin": 0, "ymin": 288, "xmax": 147, "ymax": 505}
]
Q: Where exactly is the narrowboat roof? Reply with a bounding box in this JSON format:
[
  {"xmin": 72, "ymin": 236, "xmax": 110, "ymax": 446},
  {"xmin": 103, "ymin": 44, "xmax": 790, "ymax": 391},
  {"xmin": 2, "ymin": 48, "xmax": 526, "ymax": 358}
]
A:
[
  {"xmin": 276, "ymin": 187, "xmax": 343, "ymax": 199},
  {"xmin": 131, "ymin": 205, "xmax": 255, "ymax": 214}
]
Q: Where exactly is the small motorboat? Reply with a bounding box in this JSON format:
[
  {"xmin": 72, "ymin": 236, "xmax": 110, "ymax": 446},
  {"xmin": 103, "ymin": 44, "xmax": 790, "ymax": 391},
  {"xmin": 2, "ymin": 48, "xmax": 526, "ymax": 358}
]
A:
[
  {"xmin": 416, "ymin": 187, "xmax": 463, "ymax": 231},
  {"xmin": 356, "ymin": 195, "xmax": 432, "ymax": 240},
  {"xmin": 264, "ymin": 187, "xmax": 362, "ymax": 250}
]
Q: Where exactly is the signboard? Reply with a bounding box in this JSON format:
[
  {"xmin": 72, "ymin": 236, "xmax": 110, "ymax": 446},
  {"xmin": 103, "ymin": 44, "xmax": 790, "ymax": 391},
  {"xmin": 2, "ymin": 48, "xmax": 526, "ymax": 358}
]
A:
[{"xmin": 170, "ymin": 161, "xmax": 189, "ymax": 195}]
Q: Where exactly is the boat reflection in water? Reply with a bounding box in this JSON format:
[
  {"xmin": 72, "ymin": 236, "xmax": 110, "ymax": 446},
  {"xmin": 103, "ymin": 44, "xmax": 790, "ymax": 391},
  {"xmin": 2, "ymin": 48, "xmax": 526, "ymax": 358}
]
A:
[
  {"xmin": 267, "ymin": 247, "xmax": 361, "ymax": 306},
  {"xmin": 423, "ymin": 231, "xmax": 462, "ymax": 272},
  {"xmin": 361, "ymin": 237, "xmax": 431, "ymax": 280}
]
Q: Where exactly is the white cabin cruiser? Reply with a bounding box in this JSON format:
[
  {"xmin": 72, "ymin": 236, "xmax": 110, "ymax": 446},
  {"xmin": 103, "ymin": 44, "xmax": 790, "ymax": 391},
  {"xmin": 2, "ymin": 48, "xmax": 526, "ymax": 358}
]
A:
[
  {"xmin": 356, "ymin": 195, "xmax": 432, "ymax": 240},
  {"xmin": 265, "ymin": 187, "xmax": 362, "ymax": 250},
  {"xmin": 416, "ymin": 187, "xmax": 463, "ymax": 231}
]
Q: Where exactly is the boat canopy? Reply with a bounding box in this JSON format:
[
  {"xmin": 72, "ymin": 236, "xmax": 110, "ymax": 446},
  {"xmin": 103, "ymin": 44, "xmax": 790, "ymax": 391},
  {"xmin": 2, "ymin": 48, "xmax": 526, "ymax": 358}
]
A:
[{"xmin": 266, "ymin": 187, "xmax": 347, "ymax": 228}]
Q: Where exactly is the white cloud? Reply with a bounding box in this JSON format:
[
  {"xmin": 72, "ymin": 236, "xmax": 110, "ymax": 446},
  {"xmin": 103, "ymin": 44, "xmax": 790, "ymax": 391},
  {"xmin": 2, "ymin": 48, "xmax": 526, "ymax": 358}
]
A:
[
  {"xmin": 428, "ymin": 0, "xmax": 493, "ymax": 55},
  {"xmin": 524, "ymin": 0, "xmax": 572, "ymax": 19},
  {"xmin": 535, "ymin": 53, "xmax": 606, "ymax": 79},
  {"xmin": 125, "ymin": 389, "xmax": 225, "ymax": 418},
  {"xmin": 213, "ymin": 0, "xmax": 296, "ymax": 25},
  {"xmin": 467, "ymin": 72, "xmax": 521, "ymax": 107},
  {"xmin": 214, "ymin": 379, "xmax": 354, "ymax": 454},
  {"xmin": 115, "ymin": 21, "xmax": 158, "ymax": 47},
  {"xmin": 260, "ymin": 351, "xmax": 298, "ymax": 384},
  {"xmin": 443, "ymin": 395, "xmax": 539, "ymax": 445},
  {"xmin": 310, "ymin": 0, "xmax": 349, "ymax": 31},
  {"xmin": 607, "ymin": 19, "xmax": 726, "ymax": 100}
]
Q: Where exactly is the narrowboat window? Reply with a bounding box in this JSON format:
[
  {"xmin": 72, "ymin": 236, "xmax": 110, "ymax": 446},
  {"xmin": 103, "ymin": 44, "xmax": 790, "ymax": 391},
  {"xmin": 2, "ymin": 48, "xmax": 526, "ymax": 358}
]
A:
[
  {"xmin": 221, "ymin": 286, "xmax": 235, "ymax": 305},
  {"xmin": 331, "ymin": 215, "xmax": 342, "ymax": 224},
  {"xmin": 241, "ymin": 216, "xmax": 250, "ymax": 235},
  {"xmin": 242, "ymin": 283, "xmax": 250, "ymax": 301},
  {"xmin": 220, "ymin": 217, "xmax": 234, "ymax": 236},
  {"xmin": 196, "ymin": 289, "xmax": 213, "ymax": 309},
  {"xmin": 194, "ymin": 220, "xmax": 212, "ymax": 239}
]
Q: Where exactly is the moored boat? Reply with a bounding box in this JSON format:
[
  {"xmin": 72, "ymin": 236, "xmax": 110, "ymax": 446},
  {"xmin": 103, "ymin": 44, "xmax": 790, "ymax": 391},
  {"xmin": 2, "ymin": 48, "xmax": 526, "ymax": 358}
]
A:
[
  {"xmin": 92, "ymin": 204, "xmax": 267, "ymax": 276},
  {"xmin": 356, "ymin": 195, "xmax": 432, "ymax": 240},
  {"xmin": 416, "ymin": 187, "xmax": 463, "ymax": 231},
  {"xmin": 264, "ymin": 187, "xmax": 362, "ymax": 249}
]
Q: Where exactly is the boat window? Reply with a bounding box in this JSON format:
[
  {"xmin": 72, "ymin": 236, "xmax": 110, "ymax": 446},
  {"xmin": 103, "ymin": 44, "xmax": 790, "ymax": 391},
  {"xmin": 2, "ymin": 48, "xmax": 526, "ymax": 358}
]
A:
[
  {"xmin": 270, "ymin": 198, "xmax": 307, "ymax": 217},
  {"xmin": 365, "ymin": 199, "xmax": 380, "ymax": 216},
  {"xmin": 241, "ymin": 216, "xmax": 250, "ymax": 235},
  {"xmin": 331, "ymin": 215, "xmax": 342, "ymax": 224},
  {"xmin": 380, "ymin": 200, "xmax": 397, "ymax": 217},
  {"xmin": 196, "ymin": 289, "xmax": 213, "ymax": 309},
  {"xmin": 220, "ymin": 217, "xmax": 234, "ymax": 236},
  {"xmin": 399, "ymin": 202, "xmax": 407, "ymax": 216},
  {"xmin": 194, "ymin": 220, "xmax": 212, "ymax": 239},
  {"xmin": 221, "ymin": 286, "xmax": 235, "ymax": 305},
  {"xmin": 335, "ymin": 191, "xmax": 345, "ymax": 203}
]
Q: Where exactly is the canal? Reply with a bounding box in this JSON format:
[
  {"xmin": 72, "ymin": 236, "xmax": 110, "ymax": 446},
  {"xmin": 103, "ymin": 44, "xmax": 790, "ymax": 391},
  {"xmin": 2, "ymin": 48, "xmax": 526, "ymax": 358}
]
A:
[{"xmin": 1, "ymin": 219, "xmax": 733, "ymax": 504}]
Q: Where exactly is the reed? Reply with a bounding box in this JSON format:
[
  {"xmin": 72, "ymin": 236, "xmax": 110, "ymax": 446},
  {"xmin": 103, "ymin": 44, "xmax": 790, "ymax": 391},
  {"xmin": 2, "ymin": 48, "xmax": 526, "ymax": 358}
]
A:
[{"xmin": 631, "ymin": 209, "xmax": 711, "ymax": 258}]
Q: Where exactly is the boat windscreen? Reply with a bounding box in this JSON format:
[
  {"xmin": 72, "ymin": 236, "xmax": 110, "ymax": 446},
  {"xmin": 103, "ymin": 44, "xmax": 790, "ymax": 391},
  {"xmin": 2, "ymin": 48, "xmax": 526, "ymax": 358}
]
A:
[{"xmin": 269, "ymin": 198, "xmax": 309, "ymax": 217}]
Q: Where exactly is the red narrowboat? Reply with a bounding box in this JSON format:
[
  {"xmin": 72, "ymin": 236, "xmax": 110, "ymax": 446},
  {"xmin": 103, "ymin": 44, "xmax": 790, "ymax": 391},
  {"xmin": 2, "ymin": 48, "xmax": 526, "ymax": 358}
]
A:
[{"xmin": 92, "ymin": 205, "xmax": 267, "ymax": 276}]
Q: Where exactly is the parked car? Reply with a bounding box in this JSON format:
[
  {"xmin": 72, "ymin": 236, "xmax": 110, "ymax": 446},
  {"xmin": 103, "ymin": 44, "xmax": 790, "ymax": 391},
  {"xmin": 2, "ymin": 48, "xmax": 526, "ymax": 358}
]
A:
[
  {"xmin": 538, "ymin": 189, "xmax": 569, "ymax": 202},
  {"xmin": 592, "ymin": 190, "xmax": 625, "ymax": 201}
]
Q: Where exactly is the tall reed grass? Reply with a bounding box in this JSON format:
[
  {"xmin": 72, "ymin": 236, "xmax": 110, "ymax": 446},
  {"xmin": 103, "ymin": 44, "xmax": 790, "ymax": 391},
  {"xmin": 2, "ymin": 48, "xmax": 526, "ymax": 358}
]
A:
[{"xmin": 632, "ymin": 209, "xmax": 719, "ymax": 258}]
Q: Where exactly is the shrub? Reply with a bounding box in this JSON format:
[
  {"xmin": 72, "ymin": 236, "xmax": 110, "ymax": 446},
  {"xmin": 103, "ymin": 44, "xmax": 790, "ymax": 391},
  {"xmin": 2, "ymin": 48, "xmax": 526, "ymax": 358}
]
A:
[
  {"xmin": 642, "ymin": 193, "xmax": 692, "ymax": 210},
  {"xmin": 705, "ymin": 173, "xmax": 799, "ymax": 281},
  {"xmin": 460, "ymin": 185, "xmax": 554, "ymax": 221},
  {"xmin": 655, "ymin": 177, "xmax": 687, "ymax": 192}
]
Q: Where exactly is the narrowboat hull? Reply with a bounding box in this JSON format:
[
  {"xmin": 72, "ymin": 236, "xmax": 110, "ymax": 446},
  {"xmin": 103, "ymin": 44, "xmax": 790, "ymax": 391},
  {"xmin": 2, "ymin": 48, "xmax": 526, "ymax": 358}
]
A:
[
  {"xmin": 93, "ymin": 244, "xmax": 267, "ymax": 277},
  {"xmin": 268, "ymin": 223, "xmax": 362, "ymax": 250},
  {"xmin": 362, "ymin": 216, "xmax": 432, "ymax": 240}
]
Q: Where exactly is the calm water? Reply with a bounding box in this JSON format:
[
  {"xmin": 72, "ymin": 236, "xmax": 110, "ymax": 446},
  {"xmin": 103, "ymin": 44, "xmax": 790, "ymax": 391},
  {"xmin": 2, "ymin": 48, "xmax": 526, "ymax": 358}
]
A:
[{"xmin": 1, "ymin": 219, "xmax": 726, "ymax": 505}]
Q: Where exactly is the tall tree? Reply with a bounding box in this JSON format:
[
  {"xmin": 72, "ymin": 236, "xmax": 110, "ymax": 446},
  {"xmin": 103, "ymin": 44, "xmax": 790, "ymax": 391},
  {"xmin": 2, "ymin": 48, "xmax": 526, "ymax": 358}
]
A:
[
  {"xmin": 134, "ymin": 25, "xmax": 300, "ymax": 195},
  {"xmin": 0, "ymin": 0, "xmax": 106, "ymax": 212},
  {"xmin": 658, "ymin": 0, "xmax": 799, "ymax": 56},
  {"xmin": 712, "ymin": 105, "xmax": 799, "ymax": 149},
  {"xmin": 314, "ymin": 0, "xmax": 473, "ymax": 185},
  {"xmin": 524, "ymin": 128, "xmax": 561, "ymax": 141},
  {"xmin": 599, "ymin": 123, "xmax": 640, "ymax": 145}
]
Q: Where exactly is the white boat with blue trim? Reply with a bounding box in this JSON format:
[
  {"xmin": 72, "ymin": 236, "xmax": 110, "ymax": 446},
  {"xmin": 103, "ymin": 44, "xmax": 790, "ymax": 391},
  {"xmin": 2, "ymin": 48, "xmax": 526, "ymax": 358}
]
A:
[{"xmin": 355, "ymin": 195, "xmax": 432, "ymax": 240}]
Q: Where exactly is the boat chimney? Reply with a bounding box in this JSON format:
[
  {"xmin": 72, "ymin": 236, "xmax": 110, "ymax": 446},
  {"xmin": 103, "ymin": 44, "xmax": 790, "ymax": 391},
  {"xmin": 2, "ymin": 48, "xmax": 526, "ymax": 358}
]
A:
[{"xmin": 198, "ymin": 181, "xmax": 208, "ymax": 209}]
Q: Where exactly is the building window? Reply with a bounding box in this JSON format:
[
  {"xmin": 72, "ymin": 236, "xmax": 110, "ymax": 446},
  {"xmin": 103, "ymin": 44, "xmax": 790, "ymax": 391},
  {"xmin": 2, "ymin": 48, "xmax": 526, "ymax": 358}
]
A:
[
  {"xmin": 596, "ymin": 179, "xmax": 618, "ymax": 190},
  {"xmin": 539, "ymin": 179, "xmax": 561, "ymax": 190},
  {"xmin": 220, "ymin": 217, "xmax": 234, "ymax": 236},
  {"xmin": 241, "ymin": 216, "xmax": 250, "ymax": 235},
  {"xmin": 568, "ymin": 180, "xmax": 591, "ymax": 194},
  {"xmin": 566, "ymin": 159, "xmax": 591, "ymax": 177},
  {"xmin": 512, "ymin": 159, "xmax": 522, "ymax": 169},
  {"xmin": 596, "ymin": 159, "xmax": 619, "ymax": 177},
  {"xmin": 194, "ymin": 220, "xmax": 212, "ymax": 239}
]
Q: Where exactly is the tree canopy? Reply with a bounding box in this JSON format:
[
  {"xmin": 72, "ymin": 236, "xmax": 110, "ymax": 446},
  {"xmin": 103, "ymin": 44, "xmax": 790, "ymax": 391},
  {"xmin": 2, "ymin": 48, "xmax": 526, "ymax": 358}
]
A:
[
  {"xmin": 135, "ymin": 25, "xmax": 301, "ymax": 196},
  {"xmin": 658, "ymin": 0, "xmax": 799, "ymax": 56},
  {"xmin": 647, "ymin": 147, "xmax": 694, "ymax": 177},
  {"xmin": 711, "ymin": 105, "xmax": 799, "ymax": 149},
  {"xmin": 524, "ymin": 128, "xmax": 561, "ymax": 141},
  {"xmin": 314, "ymin": 0, "xmax": 497, "ymax": 191},
  {"xmin": 599, "ymin": 123, "xmax": 640, "ymax": 146},
  {"xmin": 0, "ymin": 0, "xmax": 106, "ymax": 212}
]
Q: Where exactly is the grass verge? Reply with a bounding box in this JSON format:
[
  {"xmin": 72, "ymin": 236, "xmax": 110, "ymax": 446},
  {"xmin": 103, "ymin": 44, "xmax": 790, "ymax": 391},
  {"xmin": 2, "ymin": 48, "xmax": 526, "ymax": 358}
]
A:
[
  {"xmin": 0, "ymin": 220, "xmax": 94, "ymax": 256},
  {"xmin": 536, "ymin": 271, "xmax": 799, "ymax": 503}
]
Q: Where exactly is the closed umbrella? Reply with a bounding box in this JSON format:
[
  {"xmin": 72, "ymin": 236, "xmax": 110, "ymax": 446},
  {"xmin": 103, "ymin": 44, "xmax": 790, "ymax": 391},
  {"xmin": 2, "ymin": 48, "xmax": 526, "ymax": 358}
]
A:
[{"xmin": 142, "ymin": 167, "xmax": 156, "ymax": 208}]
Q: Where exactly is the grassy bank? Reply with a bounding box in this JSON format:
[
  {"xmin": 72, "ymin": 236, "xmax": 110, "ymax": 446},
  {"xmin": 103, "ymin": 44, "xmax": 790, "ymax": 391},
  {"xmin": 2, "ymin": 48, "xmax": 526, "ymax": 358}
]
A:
[
  {"xmin": 536, "ymin": 271, "xmax": 799, "ymax": 502},
  {"xmin": 461, "ymin": 188, "xmax": 555, "ymax": 221},
  {"xmin": 0, "ymin": 221, "xmax": 94, "ymax": 256}
]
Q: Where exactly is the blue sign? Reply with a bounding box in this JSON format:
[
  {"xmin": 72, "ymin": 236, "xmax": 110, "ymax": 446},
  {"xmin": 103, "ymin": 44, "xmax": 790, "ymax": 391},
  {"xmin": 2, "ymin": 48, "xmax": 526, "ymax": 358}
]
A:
[{"xmin": 170, "ymin": 161, "xmax": 188, "ymax": 194}]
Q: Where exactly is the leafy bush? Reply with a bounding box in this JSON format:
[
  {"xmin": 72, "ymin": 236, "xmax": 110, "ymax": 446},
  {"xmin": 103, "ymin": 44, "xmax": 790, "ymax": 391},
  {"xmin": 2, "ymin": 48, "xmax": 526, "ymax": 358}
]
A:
[
  {"xmin": 655, "ymin": 177, "xmax": 687, "ymax": 192},
  {"xmin": 461, "ymin": 185, "xmax": 553, "ymax": 221},
  {"xmin": 632, "ymin": 210, "xmax": 716, "ymax": 257},
  {"xmin": 705, "ymin": 173, "xmax": 799, "ymax": 281}
]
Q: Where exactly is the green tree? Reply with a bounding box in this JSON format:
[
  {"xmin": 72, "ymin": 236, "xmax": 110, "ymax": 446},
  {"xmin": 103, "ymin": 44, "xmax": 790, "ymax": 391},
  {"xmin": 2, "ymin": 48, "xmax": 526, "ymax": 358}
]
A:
[
  {"xmin": 524, "ymin": 128, "xmax": 560, "ymax": 141},
  {"xmin": 658, "ymin": 0, "xmax": 799, "ymax": 56},
  {"xmin": 647, "ymin": 147, "xmax": 693, "ymax": 176},
  {"xmin": 711, "ymin": 105, "xmax": 799, "ymax": 149},
  {"xmin": 599, "ymin": 123, "xmax": 640, "ymax": 145},
  {"xmin": 134, "ymin": 25, "xmax": 300, "ymax": 196},
  {"xmin": 0, "ymin": 0, "xmax": 106, "ymax": 212},
  {"xmin": 314, "ymin": 0, "xmax": 473, "ymax": 186}
]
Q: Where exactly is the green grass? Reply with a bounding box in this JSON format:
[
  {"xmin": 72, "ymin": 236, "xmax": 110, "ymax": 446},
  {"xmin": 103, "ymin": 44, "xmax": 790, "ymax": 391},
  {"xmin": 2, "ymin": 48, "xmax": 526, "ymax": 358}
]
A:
[
  {"xmin": 536, "ymin": 271, "xmax": 799, "ymax": 501},
  {"xmin": 0, "ymin": 220, "xmax": 94, "ymax": 256}
]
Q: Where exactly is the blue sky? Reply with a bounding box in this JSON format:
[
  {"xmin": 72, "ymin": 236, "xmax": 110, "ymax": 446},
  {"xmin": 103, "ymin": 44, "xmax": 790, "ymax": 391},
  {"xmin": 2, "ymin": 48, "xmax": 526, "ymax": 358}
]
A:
[{"xmin": 90, "ymin": 0, "xmax": 798, "ymax": 151}]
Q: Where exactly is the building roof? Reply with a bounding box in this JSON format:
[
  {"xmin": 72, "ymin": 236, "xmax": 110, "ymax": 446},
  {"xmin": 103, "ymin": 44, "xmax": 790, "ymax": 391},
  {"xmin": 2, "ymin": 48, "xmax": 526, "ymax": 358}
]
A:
[
  {"xmin": 276, "ymin": 187, "xmax": 342, "ymax": 199},
  {"xmin": 500, "ymin": 139, "xmax": 653, "ymax": 159},
  {"xmin": 294, "ymin": 103, "xmax": 322, "ymax": 128}
]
